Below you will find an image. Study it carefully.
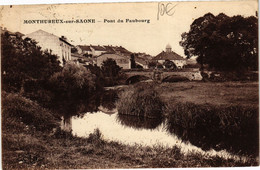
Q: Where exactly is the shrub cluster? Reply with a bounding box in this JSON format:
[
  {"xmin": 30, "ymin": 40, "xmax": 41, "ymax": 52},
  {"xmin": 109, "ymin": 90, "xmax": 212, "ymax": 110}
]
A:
[{"xmin": 49, "ymin": 62, "xmax": 97, "ymax": 99}]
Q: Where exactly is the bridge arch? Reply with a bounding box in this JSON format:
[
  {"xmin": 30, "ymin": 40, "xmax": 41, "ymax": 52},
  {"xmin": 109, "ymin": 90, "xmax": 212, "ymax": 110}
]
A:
[{"xmin": 126, "ymin": 75, "xmax": 151, "ymax": 85}]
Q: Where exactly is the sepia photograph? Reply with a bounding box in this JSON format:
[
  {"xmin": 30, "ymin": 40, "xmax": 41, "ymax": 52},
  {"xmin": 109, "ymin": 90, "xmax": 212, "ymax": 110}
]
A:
[{"xmin": 0, "ymin": 0, "xmax": 259, "ymax": 169}]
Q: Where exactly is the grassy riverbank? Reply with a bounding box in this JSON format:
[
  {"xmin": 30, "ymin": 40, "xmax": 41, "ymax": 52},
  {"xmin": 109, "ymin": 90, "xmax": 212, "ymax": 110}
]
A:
[{"xmin": 165, "ymin": 102, "xmax": 259, "ymax": 157}]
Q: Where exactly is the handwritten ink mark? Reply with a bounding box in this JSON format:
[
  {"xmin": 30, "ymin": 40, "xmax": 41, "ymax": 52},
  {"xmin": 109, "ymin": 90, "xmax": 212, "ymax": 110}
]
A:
[{"xmin": 157, "ymin": 2, "xmax": 178, "ymax": 20}]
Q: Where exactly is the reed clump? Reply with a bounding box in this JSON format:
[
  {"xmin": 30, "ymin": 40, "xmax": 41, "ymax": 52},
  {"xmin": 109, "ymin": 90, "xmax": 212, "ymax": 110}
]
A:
[{"xmin": 116, "ymin": 83, "xmax": 164, "ymax": 118}]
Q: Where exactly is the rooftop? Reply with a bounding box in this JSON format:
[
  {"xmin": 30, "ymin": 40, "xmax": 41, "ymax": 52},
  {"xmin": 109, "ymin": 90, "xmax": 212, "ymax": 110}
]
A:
[
  {"xmin": 153, "ymin": 51, "xmax": 186, "ymax": 61},
  {"xmin": 90, "ymin": 45, "xmax": 106, "ymax": 51},
  {"xmin": 78, "ymin": 45, "xmax": 91, "ymax": 51},
  {"xmin": 25, "ymin": 29, "xmax": 72, "ymax": 46}
]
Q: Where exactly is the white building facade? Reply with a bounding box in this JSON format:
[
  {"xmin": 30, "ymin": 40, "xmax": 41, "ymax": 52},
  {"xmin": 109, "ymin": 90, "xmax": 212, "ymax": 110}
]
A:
[{"xmin": 25, "ymin": 29, "xmax": 72, "ymax": 64}]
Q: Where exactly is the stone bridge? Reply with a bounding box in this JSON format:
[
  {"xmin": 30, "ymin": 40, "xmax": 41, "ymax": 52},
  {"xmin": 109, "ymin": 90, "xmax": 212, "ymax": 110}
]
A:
[{"xmin": 123, "ymin": 69, "xmax": 202, "ymax": 84}]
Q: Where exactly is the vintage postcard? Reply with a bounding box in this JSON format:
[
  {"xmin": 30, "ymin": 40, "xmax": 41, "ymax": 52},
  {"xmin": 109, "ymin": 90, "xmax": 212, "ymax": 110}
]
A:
[{"xmin": 0, "ymin": 0, "xmax": 259, "ymax": 169}]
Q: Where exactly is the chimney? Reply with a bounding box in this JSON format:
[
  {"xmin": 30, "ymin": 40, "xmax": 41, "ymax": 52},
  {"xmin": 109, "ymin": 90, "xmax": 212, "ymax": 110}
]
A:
[{"xmin": 61, "ymin": 36, "xmax": 67, "ymax": 41}]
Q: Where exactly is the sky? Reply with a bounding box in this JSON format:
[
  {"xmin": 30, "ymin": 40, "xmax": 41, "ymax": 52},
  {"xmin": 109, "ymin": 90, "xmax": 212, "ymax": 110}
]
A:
[{"xmin": 0, "ymin": 0, "xmax": 258, "ymax": 56}]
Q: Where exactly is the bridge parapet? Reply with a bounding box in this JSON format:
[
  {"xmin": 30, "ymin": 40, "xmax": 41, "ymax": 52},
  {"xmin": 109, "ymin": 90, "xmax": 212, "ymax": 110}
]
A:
[{"xmin": 124, "ymin": 70, "xmax": 202, "ymax": 82}]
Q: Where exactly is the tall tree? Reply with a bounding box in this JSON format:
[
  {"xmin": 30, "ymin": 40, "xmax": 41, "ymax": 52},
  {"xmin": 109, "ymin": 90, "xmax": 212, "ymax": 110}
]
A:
[
  {"xmin": 1, "ymin": 32, "xmax": 61, "ymax": 92},
  {"xmin": 180, "ymin": 13, "xmax": 258, "ymax": 72},
  {"xmin": 101, "ymin": 58, "xmax": 121, "ymax": 77},
  {"xmin": 101, "ymin": 58, "xmax": 121, "ymax": 86}
]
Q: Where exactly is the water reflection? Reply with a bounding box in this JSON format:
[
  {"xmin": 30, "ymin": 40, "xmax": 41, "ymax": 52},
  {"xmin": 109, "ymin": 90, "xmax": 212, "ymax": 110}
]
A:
[
  {"xmin": 60, "ymin": 111, "xmax": 250, "ymax": 162},
  {"xmin": 98, "ymin": 106, "xmax": 117, "ymax": 115},
  {"xmin": 54, "ymin": 90, "xmax": 118, "ymax": 118},
  {"xmin": 117, "ymin": 114, "xmax": 163, "ymax": 130},
  {"xmin": 63, "ymin": 111, "xmax": 178, "ymax": 147},
  {"xmin": 53, "ymin": 96, "xmax": 100, "ymax": 118},
  {"xmin": 99, "ymin": 90, "xmax": 117, "ymax": 111},
  {"xmin": 59, "ymin": 90, "xmax": 118, "ymax": 132},
  {"xmin": 166, "ymin": 120, "xmax": 259, "ymax": 157},
  {"xmin": 167, "ymin": 123, "xmax": 223, "ymax": 151}
]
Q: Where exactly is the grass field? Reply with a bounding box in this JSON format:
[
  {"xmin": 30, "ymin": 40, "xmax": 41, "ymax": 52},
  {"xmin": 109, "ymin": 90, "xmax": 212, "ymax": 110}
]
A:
[{"xmin": 155, "ymin": 81, "xmax": 258, "ymax": 106}]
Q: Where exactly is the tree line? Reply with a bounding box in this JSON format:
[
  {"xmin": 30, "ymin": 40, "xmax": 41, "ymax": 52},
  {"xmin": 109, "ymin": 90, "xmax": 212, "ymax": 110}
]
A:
[{"xmin": 1, "ymin": 31, "xmax": 123, "ymax": 108}]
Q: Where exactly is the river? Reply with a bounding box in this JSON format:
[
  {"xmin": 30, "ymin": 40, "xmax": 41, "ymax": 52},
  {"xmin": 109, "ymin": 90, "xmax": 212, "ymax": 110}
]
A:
[
  {"xmin": 62, "ymin": 110, "xmax": 253, "ymax": 161},
  {"xmin": 57, "ymin": 89, "xmax": 256, "ymax": 161}
]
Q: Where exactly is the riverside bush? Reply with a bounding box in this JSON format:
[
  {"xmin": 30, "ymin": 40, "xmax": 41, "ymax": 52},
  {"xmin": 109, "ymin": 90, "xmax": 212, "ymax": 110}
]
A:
[
  {"xmin": 49, "ymin": 62, "xmax": 97, "ymax": 99},
  {"xmin": 116, "ymin": 83, "xmax": 164, "ymax": 118}
]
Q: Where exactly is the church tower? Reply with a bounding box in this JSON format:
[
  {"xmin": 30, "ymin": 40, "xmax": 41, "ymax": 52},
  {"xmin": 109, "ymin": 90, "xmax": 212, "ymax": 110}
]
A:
[{"xmin": 166, "ymin": 44, "xmax": 172, "ymax": 53}]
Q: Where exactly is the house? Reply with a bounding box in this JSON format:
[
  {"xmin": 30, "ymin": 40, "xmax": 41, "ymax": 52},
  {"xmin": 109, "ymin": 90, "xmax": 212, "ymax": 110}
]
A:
[
  {"xmin": 103, "ymin": 45, "xmax": 116, "ymax": 53},
  {"xmin": 153, "ymin": 44, "xmax": 186, "ymax": 68},
  {"xmin": 96, "ymin": 53, "xmax": 131, "ymax": 69},
  {"xmin": 76, "ymin": 45, "xmax": 92, "ymax": 56},
  {"xmin": 132, "ymin": 53, "xmax": 152, "ymax": 69},
  {"xmin": 24, "ymin": 29, "xmax": 72, "ymax": 64},
  {"xmin": 71, "ymin": 52, "xmax": 95, "ymax": 66},
  {"xmin": 135, "ymin": 57, "xmax": 148, "ymax": 69},
  {"xmin": 75, "ymin": 44, "xmax": 151, "ymax": 69},
  {"xmin": 90, "ymin": 45, "xmax": 107, "ymax": 56},
  {"xmin": 103, "ymin": 46, "xmax": 149, "ymax": 69},
  {"xmin": 114, "ymin": 46, "xmax": 132, "ymax": 56},
  {"xmin": 76, "ymin": 45, "xmax": 107, "ymax": 57}
]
